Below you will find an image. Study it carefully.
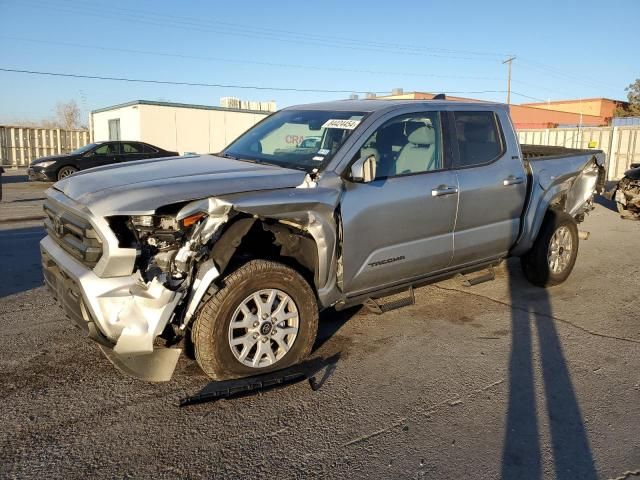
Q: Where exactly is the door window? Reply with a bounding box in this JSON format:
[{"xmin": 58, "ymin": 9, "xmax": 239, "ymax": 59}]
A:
[
  {"xmin": 122, "ymin": 142, "xmax": 143, "ymax": 154},
  {"xmin": 93, "ymin": 143, "xmax": 118, "ymax": 156},
  {"xmin": 453, "ymin": 112, "xmax": 504, "ymax": 167},
  {"xmin": 358, "ymin": 112, "xmax": 443, "ymax": 179}
]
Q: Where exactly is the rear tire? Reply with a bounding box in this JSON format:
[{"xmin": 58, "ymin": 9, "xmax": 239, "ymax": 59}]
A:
[
  {"xmin": 192, "ymin": 259, "xmax": 318, "ymax": 380},
  {"xmin": 521, "ymin": 210, "xmax": 579, "ymax": 287},
  {"xmin": 57, "ymin": 166, "xmax": 77, "ymax": 181}
]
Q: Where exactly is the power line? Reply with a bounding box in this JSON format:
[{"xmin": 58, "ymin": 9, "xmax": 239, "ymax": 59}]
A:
[
  {"xmin": 15, "ymin": 0, "xmax": 508, "ymax": 62},
  {"xmin": 0, "ymin": 67, "xmax": 388, "ymax": 94},
  {"xmin": 0, "ymin": 67, "xmax": 548, "ymax": 102},
  {"xmin": 26, "ymin": 0, "xmax": 511, "ymax": 58},
  {"xmin": 0, "ymin": 36, "xmax": 507, "ymax": 83}
]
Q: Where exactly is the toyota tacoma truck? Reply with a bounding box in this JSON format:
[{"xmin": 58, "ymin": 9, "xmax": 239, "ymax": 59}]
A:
[{"xmin": 40, "ymin": 99, "xmax": 606, "ymax": 381}]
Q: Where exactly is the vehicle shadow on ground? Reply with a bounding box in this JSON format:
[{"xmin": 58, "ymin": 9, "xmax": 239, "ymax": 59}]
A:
[
  {"xmin": 1, "ymin": 173, "xmax": 30, "ymax": 184},
  {"xmin": 501, "ymin": 259, "xmax": 597, "ymax": 479},
  {"xmin": 594, "ymin": 195, "xmax": 618, "ymax": 213},
  {"xmin": 593, "ymin": 181, "xmax": 619, "ymax": 213},
  {"xmin": 0, "ymin": 225, "xmax": 45, "ymax": 298}
]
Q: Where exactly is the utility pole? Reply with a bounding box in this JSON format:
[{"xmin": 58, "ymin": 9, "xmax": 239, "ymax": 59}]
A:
[{"xmin": 502, "ymin": 56, "xmax": 516, "ymax": 105}]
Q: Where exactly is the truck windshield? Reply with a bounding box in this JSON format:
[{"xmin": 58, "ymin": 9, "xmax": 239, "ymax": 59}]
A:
[{"xmin": 223, "ymin": 110, "xmax": 366, "ymax": 172}]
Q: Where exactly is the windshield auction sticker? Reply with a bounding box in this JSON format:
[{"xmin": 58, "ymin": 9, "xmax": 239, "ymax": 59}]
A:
[{"xmin": 322, "ymin": 119, "xmax": 361, "ymax": 130}]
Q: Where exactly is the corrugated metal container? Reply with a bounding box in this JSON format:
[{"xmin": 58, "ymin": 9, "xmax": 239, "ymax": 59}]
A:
[
  {"xmin": 0, "ymin": 126, "xmax": 90, "ymax": 167},
  {"xmin": 612, "ymin": 117, "xmax": 640, "ymax": 127}
]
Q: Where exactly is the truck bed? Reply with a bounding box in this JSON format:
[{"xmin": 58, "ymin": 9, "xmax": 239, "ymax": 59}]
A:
[{"xmin": 521, "ymin": 144, "xmax": 603, "ymax": 161}]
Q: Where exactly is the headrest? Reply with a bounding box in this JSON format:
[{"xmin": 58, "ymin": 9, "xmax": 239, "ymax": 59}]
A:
[{"xmin": 408, "ymin": 125, "xmax": 435, "ymax": 145}]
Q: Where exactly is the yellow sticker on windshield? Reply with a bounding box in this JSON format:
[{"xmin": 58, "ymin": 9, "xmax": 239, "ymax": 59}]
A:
[{"xmin": 322, "ymin": 119, "xmax": 361, "ymax": 130}]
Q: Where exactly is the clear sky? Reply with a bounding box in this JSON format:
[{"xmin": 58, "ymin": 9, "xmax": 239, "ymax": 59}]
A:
[{"xmin": 0, "ymin": 0, "xmax": 638, "ymax": 124}]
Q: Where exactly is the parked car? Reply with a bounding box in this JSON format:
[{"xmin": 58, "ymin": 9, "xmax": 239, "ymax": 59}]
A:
[
  {"xmin": 607, "ymin": 163, "xmax": 640, "ymax": 219},
  {"xmin": 28, "ymin": 141, "xmax": 179, "ymax": 181},
  {"xmin": 40, "ymin": 99, "xmax": 605, "ymax": 382}
]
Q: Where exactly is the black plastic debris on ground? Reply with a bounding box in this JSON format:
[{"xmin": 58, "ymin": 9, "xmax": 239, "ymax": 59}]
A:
[{"xmin": 179, "ymin": 353, "xmax": 340, "ymax": 407}]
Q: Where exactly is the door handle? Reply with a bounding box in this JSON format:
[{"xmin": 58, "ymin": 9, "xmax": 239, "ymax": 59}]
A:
[
  {"xmin": 503, "ymin": 175, "xmax": 524, "ymax": 186},
  {"xmin": 431, "ymin": 185, "xmax": 458, "ymax": 197}
]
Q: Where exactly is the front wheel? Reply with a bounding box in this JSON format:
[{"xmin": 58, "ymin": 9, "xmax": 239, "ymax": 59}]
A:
[
  {"xmin": 57, "ymin": 166, "xmax": 77, "ymax": 181},
  {"xmin": 192, "ymin": 259, "xmax": 319, "ymax": 380},
  {"xmin": 521, "ymin": 210, "xmax": 579, "ymax": 287}
]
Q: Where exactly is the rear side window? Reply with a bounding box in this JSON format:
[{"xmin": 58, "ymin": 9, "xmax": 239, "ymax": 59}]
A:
[
  {"xmin": 453, "ymin": 112, "xmax": 504, "ymax": 167},
  {"xmin": 122, "ymin": 142, "xmax": 143, "ymax": 154}
]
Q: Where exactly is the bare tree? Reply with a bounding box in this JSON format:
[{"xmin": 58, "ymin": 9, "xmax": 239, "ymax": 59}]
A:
[{"xmin": 54, "ymin": 100, "xmax": 82, "ymax": 129}]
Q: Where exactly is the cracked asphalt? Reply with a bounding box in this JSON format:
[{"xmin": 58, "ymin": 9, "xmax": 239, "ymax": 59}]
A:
[{"xmin": 0, "ymin": 190, "xmax": 639, "ymax": 479}]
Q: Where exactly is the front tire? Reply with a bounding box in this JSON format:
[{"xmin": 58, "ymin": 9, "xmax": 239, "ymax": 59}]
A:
[
  {"xmin": 192, "ymin": 260, "xmax": 319, "ymax": 380},
  {"xmin": 57, "ymin": 166, "xmax": 77, "ymax": 181},
  {"xmin": 521, "ymin": 210, "xmax": 579, "ymax": 287}
]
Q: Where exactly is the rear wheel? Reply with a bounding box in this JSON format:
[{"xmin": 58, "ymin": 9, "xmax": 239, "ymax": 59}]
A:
[
  {"xmin": 521, "ymin": 210, "xmax": 579, "ymax": 287},
  {"xmin": 192, "ymin": 259, "xmax": 318, "ymax": 380},
  {"xmin": 57, "ymin": 166, "xmax": 77, "ymax": 181}
]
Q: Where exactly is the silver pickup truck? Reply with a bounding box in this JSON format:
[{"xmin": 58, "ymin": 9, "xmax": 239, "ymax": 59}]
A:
[{"xmin": 40, "ymin": 99, "xmax": 605, "ymax": 381}]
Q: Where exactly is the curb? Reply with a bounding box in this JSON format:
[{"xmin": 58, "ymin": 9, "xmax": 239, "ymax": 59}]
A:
[{"xmin": 0, "ymin": 215, "xmax": 45, "ymax": 225}]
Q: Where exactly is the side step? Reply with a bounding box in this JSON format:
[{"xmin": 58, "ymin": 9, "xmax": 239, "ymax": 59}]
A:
[
  {"xmin": 364, "ymin": 287, "xmax": 415, "ymax": 314},
  {"xmin": 457, "ymin": 266, "xmax": 495, "ymax": 287}
]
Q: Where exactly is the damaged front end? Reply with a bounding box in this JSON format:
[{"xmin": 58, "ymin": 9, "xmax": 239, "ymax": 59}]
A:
[
  {"xmin": 41, "ymin": 191, "xmax": 233, "ymax": 381},
  {"xmin": 98, "ymin": 199, "xmax": 234, "ymax": 380}
]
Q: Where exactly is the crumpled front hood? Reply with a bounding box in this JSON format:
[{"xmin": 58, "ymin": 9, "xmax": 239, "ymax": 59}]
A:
[{"xmin": 53, "ymin": 154, "xmax": 308, "ymax": 216}]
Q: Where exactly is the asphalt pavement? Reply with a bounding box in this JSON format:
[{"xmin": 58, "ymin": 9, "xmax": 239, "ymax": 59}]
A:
[{"xmin": 0, "ymin": 193, "xmax": 639, "ymax": 479}]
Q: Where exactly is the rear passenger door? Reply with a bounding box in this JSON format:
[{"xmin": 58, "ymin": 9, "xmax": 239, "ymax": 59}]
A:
[
  {"xmin": 119, "ymin": 142, "xmax": 147, "ymax": 162},
  {"xmin": 449, "ymin": 109, "xmax": 527, "ymax": 267}
]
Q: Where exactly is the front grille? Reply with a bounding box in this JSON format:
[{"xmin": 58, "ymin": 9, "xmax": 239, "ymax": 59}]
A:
[{"xmin": 43, "ymin": 199, "xmax": 103, "ymax": 267}]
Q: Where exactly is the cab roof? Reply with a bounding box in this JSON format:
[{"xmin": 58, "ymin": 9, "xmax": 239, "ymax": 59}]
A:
[{"xmin": 284, "ymin": 98, "xmax": 508, "ymax": 114}]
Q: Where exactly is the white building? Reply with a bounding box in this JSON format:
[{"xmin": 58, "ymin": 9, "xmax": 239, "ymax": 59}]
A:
[
  {"xmin": 220, "ymin": 97, "xmax": 276, "ymax": 112},
  {"xmin": 90, "ymin": 100, "xmax": 271, "ymax": 154}
]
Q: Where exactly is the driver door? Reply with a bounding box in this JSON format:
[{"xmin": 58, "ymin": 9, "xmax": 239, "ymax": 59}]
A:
[
  {"xmin": 83, "ymin": 142, "xmax": 119, "ymax": 169},
  {"xmin": 340, "ymin": 111, "xmax": 458, "ymax": 296}
]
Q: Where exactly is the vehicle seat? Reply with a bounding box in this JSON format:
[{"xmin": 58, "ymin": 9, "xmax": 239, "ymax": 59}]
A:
[
  {"xmin": 394, "ymin": 125, "xmax": 437, "ymax": 175},
  {"xmin": 460, "ymin": 122, "xmax": 499, "ymax": 165},
  {"xmin": 374, "ymin": 123, "xmax": 407, "ymax": 178}
]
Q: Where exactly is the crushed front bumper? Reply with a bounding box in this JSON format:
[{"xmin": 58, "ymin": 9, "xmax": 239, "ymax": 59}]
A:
[{"xmin": 40, "ymin": 235, "xmax": 183, "ymax": 381}]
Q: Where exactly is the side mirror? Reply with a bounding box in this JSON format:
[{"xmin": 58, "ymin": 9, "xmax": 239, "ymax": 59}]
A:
[{"xmin": 350, "ymin": 155, "xmax": 377, "ymax": 183}]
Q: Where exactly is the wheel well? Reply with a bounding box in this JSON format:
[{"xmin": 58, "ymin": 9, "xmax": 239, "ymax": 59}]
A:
[{"xmin": 209, "ymin": 216, "xmax": 319, "ymax": 289}]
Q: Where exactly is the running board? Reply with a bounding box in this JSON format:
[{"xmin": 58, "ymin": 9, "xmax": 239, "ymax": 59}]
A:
[
  {"xmin": 364, "ymin": 287, "xmax": 415, "ymax": 314},
  {"xmin": 458, "ymin": 266, "xmax": 495, "ymax": 287}
]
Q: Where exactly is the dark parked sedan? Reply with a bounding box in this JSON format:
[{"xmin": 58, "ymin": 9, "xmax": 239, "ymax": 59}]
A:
[{"xmin": 28, "ymin": 141, "xmax": 179, "ymax": 182}]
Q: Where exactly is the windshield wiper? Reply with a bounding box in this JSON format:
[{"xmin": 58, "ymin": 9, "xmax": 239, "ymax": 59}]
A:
[{"xmin": 219, "ymin": 152, "xmax": 239, "ymax": 160}]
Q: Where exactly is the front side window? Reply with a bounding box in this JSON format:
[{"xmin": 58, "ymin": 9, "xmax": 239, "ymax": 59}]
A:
[
  {"xmin": 358, "ymin": 112, "xmax": 443, "ymax": 179},
  {"xmin": 224, "ymin": 110, "xmax": 367, "ymax": 172},
  {"xmin": 93, "ymin": 143, "xmax": 118, "ymax": 156},
  {"xmin": 454, "ymin": 111, "xmax": 504, "ymax": 167}
]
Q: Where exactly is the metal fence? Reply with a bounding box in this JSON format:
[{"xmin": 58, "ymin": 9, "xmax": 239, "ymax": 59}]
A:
[
  {"xmin": 517, "ymin": 126, "xmax": 640, "ymax": 180},
  {"xmin": 0, "ymin": 126, "xmax": 90, "ymax": 167}
]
